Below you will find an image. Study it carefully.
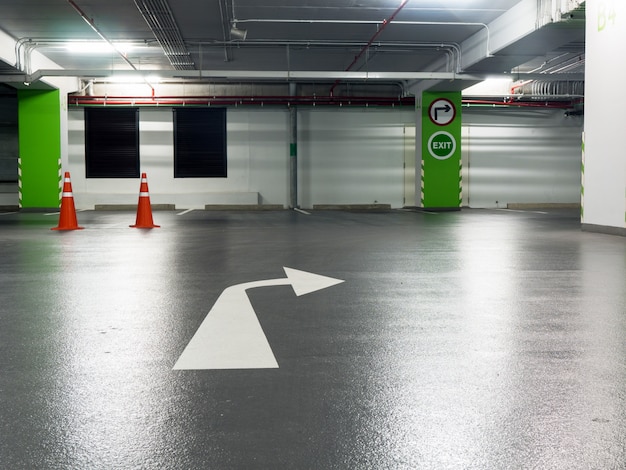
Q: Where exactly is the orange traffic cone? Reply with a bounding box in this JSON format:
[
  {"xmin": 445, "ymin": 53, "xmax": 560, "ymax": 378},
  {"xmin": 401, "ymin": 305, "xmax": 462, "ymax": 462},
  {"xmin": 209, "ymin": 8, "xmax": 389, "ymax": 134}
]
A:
[
  {"xmin": 130, "ymin": 173, "xmax": 160, "ymax": 228},
  {"xmin": 51, "ymin": 172, "xmax": 84, "ymax": 231}
]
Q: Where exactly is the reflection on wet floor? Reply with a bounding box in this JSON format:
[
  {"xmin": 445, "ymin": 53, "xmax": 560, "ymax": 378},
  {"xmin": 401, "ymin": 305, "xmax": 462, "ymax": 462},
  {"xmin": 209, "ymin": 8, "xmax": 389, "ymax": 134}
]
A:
[{"xmin": 0, "ymin": 209, "xmax": 625, "ymax": 469}]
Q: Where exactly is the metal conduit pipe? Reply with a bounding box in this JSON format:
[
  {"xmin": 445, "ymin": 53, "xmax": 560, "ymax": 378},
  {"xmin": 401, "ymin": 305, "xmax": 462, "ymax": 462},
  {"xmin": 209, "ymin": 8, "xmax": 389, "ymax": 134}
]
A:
[
  {"xmin": 463, "ymin": 99, "xmax": 580, "ymax": 109},
  {"xmin": 187, "ymin": 40, "xmax": 461, "ymax": 88},
  {"xmin": 512, "ymin": 80, "xmax": 585, "ymax": 96},
  {"xmin": 217, "ymin": 0, "xmax": 231, "ymax": 62},
  {"xmin": 187, "ymin": 40, "xmax": 461, "ymax": 71},
  {"xmin": 15, "ymin": 38, "xmax": 46, "ymax": 74},
  {"xmin": 233, "ymin": 18, "xmax": 487, "ymax": 65},
  {"xmin": 23, "ymin": 43, "xmax": 36, "ymax": 75},
  {"xmin": 15, "ymin": 36, "xmax": 461, "ymax": 79},
  {"xmin": 14, "ymin": 37, "xmax": 31, "ymax": 71}
]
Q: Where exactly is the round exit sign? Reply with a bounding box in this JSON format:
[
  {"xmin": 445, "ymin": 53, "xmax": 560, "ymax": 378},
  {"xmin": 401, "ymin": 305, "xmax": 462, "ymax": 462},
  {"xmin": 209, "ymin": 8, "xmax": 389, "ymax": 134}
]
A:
[{"xmin": 427, "ymin": 131, "xmax": 457, "ymax": 160}]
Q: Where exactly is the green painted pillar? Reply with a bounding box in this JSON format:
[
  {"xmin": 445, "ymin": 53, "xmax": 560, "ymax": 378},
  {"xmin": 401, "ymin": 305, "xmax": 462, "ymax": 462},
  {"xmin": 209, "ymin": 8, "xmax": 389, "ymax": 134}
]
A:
[
  {"xmin": 17, "ymin": 89, "xmax": 62, "ymax": 209},
  {"xmin": 419, "ymin": 91, "xmax": 462, "ymax": 210}
]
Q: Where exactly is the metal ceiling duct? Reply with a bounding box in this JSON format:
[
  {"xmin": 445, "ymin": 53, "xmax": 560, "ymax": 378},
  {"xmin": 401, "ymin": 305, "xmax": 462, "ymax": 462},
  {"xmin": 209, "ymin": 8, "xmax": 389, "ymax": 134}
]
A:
[
  {"xmin": 134, "ymin": 0, "xmax": 195, "ymax": 70},
  {"xmin": 512, "ymin": 80, "xmax": 585, "ymax": 97}
]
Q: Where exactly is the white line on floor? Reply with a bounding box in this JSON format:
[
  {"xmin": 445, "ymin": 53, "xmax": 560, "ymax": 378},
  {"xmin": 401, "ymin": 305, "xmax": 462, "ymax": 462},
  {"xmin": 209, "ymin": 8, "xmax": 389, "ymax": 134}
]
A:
[
  {"xmin": 294, "ymin": 208, "xmax": 311, "ymax": 215},
  {"xmin": 177, "ymin": 209, "xmax": 194, "ymax": 216},
  {"xmin": 496, "ymin": 209, "xmax": 548, "ymax": 214}
]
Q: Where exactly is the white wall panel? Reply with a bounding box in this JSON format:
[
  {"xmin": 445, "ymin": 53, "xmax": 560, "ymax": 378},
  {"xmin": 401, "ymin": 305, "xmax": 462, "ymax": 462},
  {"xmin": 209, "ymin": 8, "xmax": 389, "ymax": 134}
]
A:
[
  {"xmin": 68, "ymin": 107, "xmax": 289, "ymax": 209},
  {"xmin": 67, "ymin": 105, "xmax": 581, "ymax": 211},
  {"xmin": 298, "ymin": 109, "xmax": 413, "ymax": 209},
  {"xmin": 462, "ymin": 108, "xmax": 583, "ymax": 208},
  {"xmin": 244, "ymin": 110, "xmax": 290, "ymax": 206}
]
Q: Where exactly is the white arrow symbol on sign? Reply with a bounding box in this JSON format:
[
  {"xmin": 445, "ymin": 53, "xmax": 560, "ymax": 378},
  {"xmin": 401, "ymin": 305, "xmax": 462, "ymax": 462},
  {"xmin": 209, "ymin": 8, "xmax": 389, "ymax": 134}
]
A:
[{"xmin": 173, "ymin": 267, "xmax": 345, "ymax": 370}]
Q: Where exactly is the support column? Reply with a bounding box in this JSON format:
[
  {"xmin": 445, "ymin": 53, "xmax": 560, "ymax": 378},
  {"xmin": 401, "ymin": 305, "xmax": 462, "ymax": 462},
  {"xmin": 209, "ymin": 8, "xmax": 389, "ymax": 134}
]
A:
[
  {"xmin": 419, "ymin": 91, "xmax": 462, "ymax": 210},
  {"xmin": 289, "ymin": 82, "xmax": 298, "ymax": 209},
  {"xmin": 582, "ymin": 0, "xmax": 626, "ymax": 235},
  {"xmin": 17, "ymin": 89, "xmax": 62, "ymax": 209}
]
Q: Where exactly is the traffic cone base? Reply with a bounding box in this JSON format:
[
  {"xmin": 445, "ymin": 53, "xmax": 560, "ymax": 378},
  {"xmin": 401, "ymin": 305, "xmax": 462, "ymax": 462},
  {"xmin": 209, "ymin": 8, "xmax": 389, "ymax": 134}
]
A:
[
  {"xmin": 52, "ymin": 172, "xmax": 84, "ymax": 231},
  {"xmin": 130, "ymin": 173, "xmax": 160, "ymax": 229}
]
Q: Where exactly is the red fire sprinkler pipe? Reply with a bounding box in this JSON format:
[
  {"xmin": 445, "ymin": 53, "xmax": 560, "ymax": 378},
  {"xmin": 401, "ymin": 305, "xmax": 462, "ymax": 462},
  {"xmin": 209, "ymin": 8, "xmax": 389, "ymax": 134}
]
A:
[{"xmin": 329, "ymin": 0, "xmax": 409, "ymax": 96}]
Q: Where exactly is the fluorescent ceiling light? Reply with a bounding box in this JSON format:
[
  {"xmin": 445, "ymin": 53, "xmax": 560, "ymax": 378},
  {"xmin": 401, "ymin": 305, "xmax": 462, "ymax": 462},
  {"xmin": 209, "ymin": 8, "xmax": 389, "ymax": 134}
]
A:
[
  {"xmin": 105, "ymin": 74, "xmax": 161, "ymax": 84},
  {"xmin": 462, "ymin": 78, "xmax": 514, "ymax": 96},
  {"xmin": 65, "ymin": 42, "xmax": 135, "ymax": 54}
]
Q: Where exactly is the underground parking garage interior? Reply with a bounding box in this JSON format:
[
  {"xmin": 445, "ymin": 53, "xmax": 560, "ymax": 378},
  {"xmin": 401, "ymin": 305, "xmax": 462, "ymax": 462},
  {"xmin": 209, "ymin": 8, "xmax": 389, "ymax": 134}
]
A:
[{"xmin": 1, "ymin": 0, "xmax": 626, "ymax": 468}]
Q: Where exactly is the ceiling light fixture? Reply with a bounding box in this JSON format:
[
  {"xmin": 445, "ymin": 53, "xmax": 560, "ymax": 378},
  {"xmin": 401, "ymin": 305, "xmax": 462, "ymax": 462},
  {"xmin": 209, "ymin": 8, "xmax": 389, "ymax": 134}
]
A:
[
  {"xmin": 65, "ymin": 42, "xmax": 134, "ymax": 54},
  {"xmin": 105, "ymin": 74, "xmax": 162, "ymax": 84},
  {"xmin": 229, "ymin": 0, "xmax": 247, "ymax": 40},
  {"xmin": 230, "ymin": 22, "xmax": 247, "ymax": 41}
]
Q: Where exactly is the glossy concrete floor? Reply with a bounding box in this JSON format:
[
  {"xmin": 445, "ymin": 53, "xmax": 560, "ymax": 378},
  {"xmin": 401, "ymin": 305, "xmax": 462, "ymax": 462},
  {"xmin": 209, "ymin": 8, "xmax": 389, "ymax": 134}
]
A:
[{"xmin": 1, "ymin": 208, "xmax": 625, "ymax": 469}]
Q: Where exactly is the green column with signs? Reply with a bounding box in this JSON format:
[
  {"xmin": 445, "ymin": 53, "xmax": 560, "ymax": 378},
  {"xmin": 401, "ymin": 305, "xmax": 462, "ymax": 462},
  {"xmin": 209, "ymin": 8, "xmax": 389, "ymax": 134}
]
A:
[{"xmin": 420, "ymin": 91, "xmax": 462, "ymax": 209}]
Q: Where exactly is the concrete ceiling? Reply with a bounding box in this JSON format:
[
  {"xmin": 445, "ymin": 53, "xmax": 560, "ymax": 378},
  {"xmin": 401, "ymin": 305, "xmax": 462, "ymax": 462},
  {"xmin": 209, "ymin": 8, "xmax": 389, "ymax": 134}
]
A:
[{"xmin": 0, "ymin": 0, "xmax": 585, "ymax": 90}]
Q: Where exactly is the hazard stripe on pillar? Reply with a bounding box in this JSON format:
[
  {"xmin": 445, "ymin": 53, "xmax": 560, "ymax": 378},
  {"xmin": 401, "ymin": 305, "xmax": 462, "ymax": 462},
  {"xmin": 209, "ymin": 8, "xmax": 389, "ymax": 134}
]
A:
[
  {"xmin": 58, "ymin": 158, "xmax": 63, "ymax": 207},
  {"xmin": 581, "ymin": 131, "xmax": 585, "ymax": 222},
  {"xmin": 459, "ymin": 159, "xmax": 463, "ymax": 207},
  {"xmin": 420, "ymin": 160, "xmax": 425, "ymax": 207},
  {"xmin": 18, "ymin": 157, "xmax": 22, "ymax": 209}
]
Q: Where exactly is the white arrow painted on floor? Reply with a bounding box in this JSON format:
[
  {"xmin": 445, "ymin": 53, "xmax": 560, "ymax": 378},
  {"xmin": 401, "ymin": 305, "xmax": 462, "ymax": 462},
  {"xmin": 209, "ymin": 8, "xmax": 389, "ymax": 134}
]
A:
[{"xmin": 173, "ymin": 267, "xmax": 344, "ymax": 370}]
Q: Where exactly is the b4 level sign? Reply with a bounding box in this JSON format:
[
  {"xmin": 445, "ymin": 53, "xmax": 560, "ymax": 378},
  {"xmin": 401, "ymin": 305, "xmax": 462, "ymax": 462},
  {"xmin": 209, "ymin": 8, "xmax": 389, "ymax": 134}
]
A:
[{"xmin": 421, "ymin": 92, "xmax": 462, "ymax": 209}]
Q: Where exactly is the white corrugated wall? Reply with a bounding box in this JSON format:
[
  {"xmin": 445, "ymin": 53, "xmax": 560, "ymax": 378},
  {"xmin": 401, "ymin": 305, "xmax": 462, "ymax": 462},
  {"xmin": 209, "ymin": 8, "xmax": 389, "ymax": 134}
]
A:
[{"xmin": 66, "ymin": 105, "xmax": 582, "ymax": 210}]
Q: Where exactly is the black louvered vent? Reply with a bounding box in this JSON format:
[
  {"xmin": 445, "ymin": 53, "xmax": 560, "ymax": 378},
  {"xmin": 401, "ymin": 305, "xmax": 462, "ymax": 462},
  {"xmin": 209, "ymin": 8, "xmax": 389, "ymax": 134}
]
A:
[
  {"xmin": 85, "ymin": 108, "xmax": 139, "ymax": 178},
  {"xmin": 174, "ymin": 108, "xmax": 227, "ymax": 178}
]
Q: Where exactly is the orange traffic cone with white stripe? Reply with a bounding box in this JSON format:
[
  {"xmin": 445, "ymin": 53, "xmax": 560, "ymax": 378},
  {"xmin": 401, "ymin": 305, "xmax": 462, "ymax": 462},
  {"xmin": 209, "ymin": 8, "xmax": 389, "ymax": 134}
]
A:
[
  {"xmin": 51, "ymin": 171, "xmax": 84, "ymax": 231},
  {"xmin": 130, "ymin": 173, "xmax": 160, "ymax": 228}
]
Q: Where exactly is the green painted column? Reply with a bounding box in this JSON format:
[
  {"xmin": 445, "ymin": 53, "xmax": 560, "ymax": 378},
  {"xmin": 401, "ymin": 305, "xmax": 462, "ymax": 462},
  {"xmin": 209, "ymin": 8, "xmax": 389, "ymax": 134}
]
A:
[
  {"xmin": 419, "ymin": 91, "xmax": 462, "ymax": 209},
  {"xmin": 17, "ymin": 89, "xmax": 62, "ymax": 209}
]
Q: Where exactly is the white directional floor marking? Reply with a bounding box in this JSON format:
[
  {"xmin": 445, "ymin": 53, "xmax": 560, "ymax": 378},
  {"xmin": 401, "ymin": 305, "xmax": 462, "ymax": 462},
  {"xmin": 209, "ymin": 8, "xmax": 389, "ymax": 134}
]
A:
[{"xmin": 173, "ymin": 267, "xmax": 344, "ymax": 370}]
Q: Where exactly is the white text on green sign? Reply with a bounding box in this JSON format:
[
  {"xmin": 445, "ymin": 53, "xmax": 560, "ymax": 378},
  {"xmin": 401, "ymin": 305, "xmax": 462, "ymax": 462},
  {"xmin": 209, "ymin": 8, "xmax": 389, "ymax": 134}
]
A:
[{"xmin": 428, "ymin": 131, "xmax": 457, "ymax": 160}]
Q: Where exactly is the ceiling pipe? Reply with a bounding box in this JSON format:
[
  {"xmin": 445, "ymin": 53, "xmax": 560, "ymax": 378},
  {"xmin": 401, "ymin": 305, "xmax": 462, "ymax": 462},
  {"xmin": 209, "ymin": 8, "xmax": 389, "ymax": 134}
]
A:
[
  {"xmin": 235, "ymin": 18, "xmax": 489, "ymax": 60},
  {"xmin": 188, "ymin": 39, "xmax": 461, "ymax": 54},
  {"xmin": 24, "ymin": 68, "xmax": 585, "ymax": 85},
  {"xmin": 511, "ymin": 80, "xmax": 585, "ymax": 96},
  {"xmin": 231, "ymin": 18, "xmax": 493, "ymax": 73},
  {"xmin": 67, "ymin": 94, "xmax": 581, "ymax": 109},
  {"xmin": 187, "ymin": 39, "xmax": 463, "ymax": 74},
  {"xmin": 14, "ymin": 37, "xmax": 31, "ymax": 71},
  {"xmin": 463, "ymin": 99, "xmax": 581, "ymax": 109},
  {"xmin": 68, "ymin": 95, "xmax": 414, "ymax": 106},
  {"xmin": 15, "ymin": 36, "xmax": 462, "ymax": 79},
  {"xmin": 329, "ymin": 0, "xmax": 410, "ymax": 96},
  {"xmin": 217, "ymin": 0, "xmax": 231, "ymax": 62}
]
